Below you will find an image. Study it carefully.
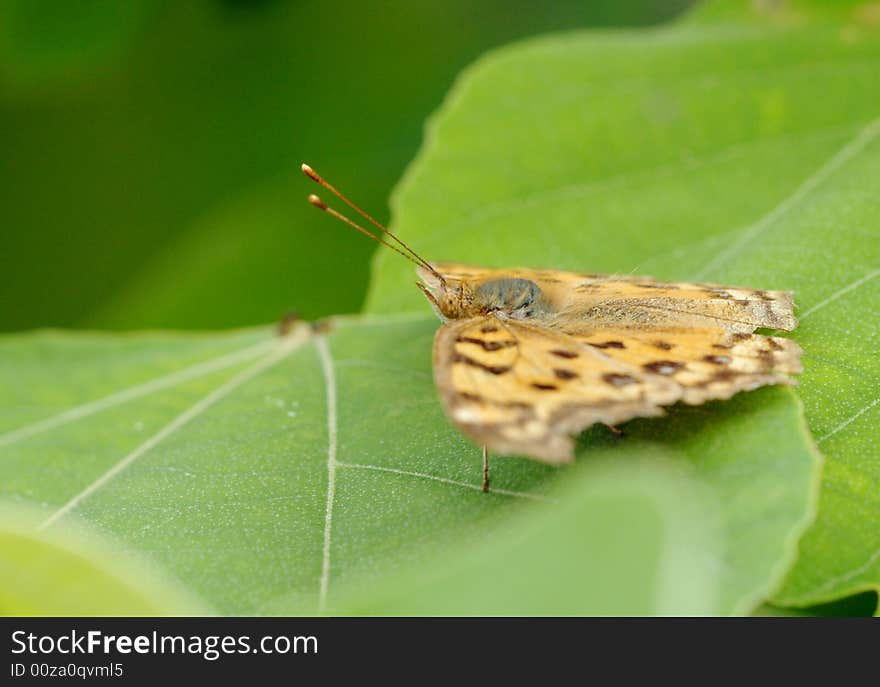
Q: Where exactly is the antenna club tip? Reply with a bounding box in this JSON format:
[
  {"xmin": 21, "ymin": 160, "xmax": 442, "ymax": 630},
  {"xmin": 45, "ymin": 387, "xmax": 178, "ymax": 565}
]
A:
[
  {"xmin": 308, "ymin": 193, "xmax": 328, "ymax": 210},
  {"xmin": 301, "ymin": 163, "xmax": 322, "ymax": 183}
]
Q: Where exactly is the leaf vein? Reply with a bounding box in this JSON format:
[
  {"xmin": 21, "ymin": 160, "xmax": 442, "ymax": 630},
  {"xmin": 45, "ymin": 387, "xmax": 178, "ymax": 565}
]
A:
[
  {"xmin": 694, "ymin": 117, "xmax": 880, "ymax": 279},
  {"xmin": 804, "ymin": 546, "xmax": 880, "ymax": 597},
  {"xmin": 799, "ymin": 268, "xmax": 880, "ymax": 320},
  {"xmin": 36, "ymin": 334, "xmax": 305, "ymax": 531},
  {"xmin": 0, "ymin": 338, "xmax": 275, "ymax": 449},
  {"xmin": 316, "ymin": 336, "xmax": 338, "ymax": 614},
  {"xmin": 816, "ymin": 396, "xmax": 880, "ymax": 445},
  {"xmin": 337, "ymin": 461, "xmax": 552, "ymax": 502}
]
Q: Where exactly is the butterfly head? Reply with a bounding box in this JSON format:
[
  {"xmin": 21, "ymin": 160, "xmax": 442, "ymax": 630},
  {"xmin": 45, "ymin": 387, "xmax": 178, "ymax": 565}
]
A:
[{"xmin": 416, "ymin": 266, "xmax": 475, "ymax": 321}]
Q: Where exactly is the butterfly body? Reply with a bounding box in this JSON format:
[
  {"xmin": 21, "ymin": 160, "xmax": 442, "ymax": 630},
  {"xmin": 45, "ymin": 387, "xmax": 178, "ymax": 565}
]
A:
[{"xmin": 418, "ymin": 263, "xmax": 802, "ymax": 464}]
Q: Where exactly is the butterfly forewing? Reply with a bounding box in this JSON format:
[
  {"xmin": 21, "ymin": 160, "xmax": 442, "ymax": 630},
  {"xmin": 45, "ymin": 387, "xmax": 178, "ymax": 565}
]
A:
[{"xmin": 433, "ymin": 262, "xmax": 798, "ymax": 333}]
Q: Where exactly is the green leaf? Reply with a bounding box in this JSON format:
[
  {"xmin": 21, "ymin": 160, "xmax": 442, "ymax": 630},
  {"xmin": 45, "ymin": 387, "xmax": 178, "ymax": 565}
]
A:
[
  {"xmin": 365, "ymin": 0, "xmax": 879, "ymax": 607},
  {"xmin": 754, "ymin": 591, "xmax": 878, "ymax": 617},
  {"xmin": 340, "ymin": 457, "xmax": 725, "ymax": 616},
  {"xmin": 0, "ymin": 503, "xmax": 207, "ymax": 616},
  {"xmin": 0, "ymin": 319, "xmax": 817, "ymax": 615}
]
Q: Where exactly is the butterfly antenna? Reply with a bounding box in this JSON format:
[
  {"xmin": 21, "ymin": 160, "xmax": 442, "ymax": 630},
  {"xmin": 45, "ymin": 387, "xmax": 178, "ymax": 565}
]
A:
[
  {"xmin": 306, "ymin": 195, "xmax": 427, "ymax": 271},
  {"xmin": 302, "ymin": 163, "xmax": 445, "ymax": 285}
]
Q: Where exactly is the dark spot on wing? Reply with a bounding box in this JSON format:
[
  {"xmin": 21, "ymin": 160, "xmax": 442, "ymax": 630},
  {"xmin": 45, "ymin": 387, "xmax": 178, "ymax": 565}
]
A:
[
  {"xmin": 703, "ymin": 355, "xmax": 731, "ymax": 365},
  {"xmin": 456, "ymin": 336, "xmax": 516, "ymax": 351},
  {"xmin": 755, "ymin": 290, "xmax": 775, "ymax": 301},
  {"xmin": 644, "ymin": 360, "xmax": 684, "ymax": 375},
  {"xmin": 767, "ymin": 338, "xmax": 783, "ymax": 351},
  {"xmin": 451, "ymin": 352, "xmax": 511, "ymax": 375},
  {"xmin": 550, "ymin": 349, "xmax": 579, "ymax": 359},
  {"xmin": 460, "ymin": 392, "xmax": 483, "ymax": 403},
  {"xmin": 553, "ymin": 369, "xmax": 579, "ymax": 380},
  {"xmin": 602, "ymin": 373, "xmax": 638, "ymax": 387},
  {"xmin": 712, "ymin": 369, "xmax": 738, "ymax": 382},
  {"xmin": 636, "ymin": 282, "xmax": 669, "ymax": 289},
  {"xmin": 590, "ymin": 340, "xmax": 625, "ymax": 349},
  {"xmin": 531, "ymin": 382, "xmax": 558, "ymax": 391},
  {"xmin": 710, "ymin": 290, "xmax": 734, "ymax": 299},
  {"xmin": 480, "ymin": 325, "xmax": 499, "ymax": 334},
  {"xmin": 652, "ymin": 340, "xmax": 674, "ymax": 351},
  {"xmin": 732, "ymin": 333, "xmax": 752, "ymax": 341},
  {"xmin": 712, "ymin": 343, "xmax": 734, "ymax": 350}
]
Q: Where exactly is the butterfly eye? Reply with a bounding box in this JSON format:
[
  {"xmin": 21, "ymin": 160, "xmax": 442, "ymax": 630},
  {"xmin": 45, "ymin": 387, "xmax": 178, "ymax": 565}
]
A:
[{"xmin": 438, "ymin": 292, "xmax": 461, "ymax": 319}]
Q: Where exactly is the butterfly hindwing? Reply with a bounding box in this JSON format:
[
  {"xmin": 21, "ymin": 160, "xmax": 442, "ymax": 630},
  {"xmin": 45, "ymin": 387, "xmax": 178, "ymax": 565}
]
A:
[
  {"xmin": 433, "ymin": 317, "xmax": 802, "ymax": 463},
  {"xmin": 432, "ymin": 317, "xmax": 680, "ymax": 463}
]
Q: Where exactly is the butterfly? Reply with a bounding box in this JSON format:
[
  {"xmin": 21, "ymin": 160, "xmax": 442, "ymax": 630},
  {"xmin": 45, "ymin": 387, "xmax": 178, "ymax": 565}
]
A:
[{"xmin": 302, "ymin": 164, "xmax": 802, "ymax": 491}]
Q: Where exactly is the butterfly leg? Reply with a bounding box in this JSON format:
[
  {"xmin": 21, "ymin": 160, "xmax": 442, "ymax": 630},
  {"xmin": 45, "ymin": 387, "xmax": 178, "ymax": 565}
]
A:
[
  {"xmin": 603, "ymin": 423, "xmax": 624, "ymax": 437},
  {"xmin": 482, "ymin": 445, "xmax": 490, "ymax": 493}
]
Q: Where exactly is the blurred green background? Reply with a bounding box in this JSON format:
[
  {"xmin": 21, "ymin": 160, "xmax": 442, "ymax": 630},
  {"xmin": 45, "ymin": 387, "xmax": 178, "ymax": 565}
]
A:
[{"xmin": 0, "ymin": 0, "xmax": 693, "ymax": 333}]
